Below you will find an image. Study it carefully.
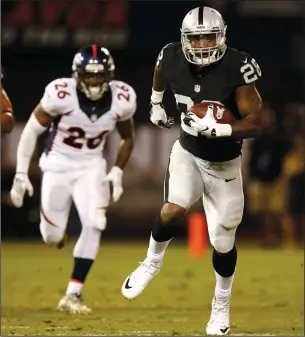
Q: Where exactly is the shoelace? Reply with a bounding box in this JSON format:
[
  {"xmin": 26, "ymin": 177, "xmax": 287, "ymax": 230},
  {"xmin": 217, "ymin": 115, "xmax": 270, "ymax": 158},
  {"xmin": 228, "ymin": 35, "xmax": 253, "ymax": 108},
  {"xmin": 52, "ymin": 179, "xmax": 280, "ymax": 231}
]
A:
[
  {"xmin": 68, "ymin": 293, "xmax": 84, "ymax": 304},
  {"xmin": 141, "ymin": 260, "xmax": 161, "ymax": 274},
  {"xmin": 71, "ymin": 294, "xmax": 91, "ymax": 310},
  {"xmin": 75, "ymin": 294, "xmax": 84, "ymax": 303},
  {"xmin": 210, "ymin": 300, "xmax": 229, "ymax": 324},
  {"xmin": 131, "ymin": 260, "xmax": 160, "ymax": 284}
]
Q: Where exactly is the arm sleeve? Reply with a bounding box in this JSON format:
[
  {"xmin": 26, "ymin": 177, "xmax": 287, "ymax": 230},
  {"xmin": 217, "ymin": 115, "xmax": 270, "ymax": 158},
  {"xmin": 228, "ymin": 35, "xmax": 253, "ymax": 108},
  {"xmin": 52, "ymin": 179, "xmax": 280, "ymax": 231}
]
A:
[
  {"xmin": 230, "ymin": 52, "xmax": 262, "ymax": 88},
  {"xmin": 155, "ymin": 43, "xmax": 173, "ymax": 76},
  {"xmin": 16, "ymin": 113, "xmax": 47, "ymax": 174},
  {"xmin": 40, "ymin": 79, "xmax": 73, "ymax": 117},
  {"xmin": 115, "ymin": 83, "xmax": 137, "ymax": 122}
]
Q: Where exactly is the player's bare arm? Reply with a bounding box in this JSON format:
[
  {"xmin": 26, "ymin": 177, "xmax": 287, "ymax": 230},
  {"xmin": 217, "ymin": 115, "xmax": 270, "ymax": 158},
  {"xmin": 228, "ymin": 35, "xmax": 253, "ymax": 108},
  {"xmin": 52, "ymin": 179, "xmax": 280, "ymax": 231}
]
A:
[
  {"xmin": 152, "ymin": 66, "xmax": 167, "ymax": 92},
  {"xmin": 114, "ymin": 117, "xmax": 135, "ymax": 170},
  {"xmin": 150, "ymin": 53, "xmax": 174, "ymax": 129},
  {"xmin": 33, "ymin": 103, "xmax": 55, "ymax": 127},
  {"xmin": 1, "ymin": 88, "xmax": 15, "ymax": 133},
  {"xmin": 231, "ymin": 83, "xmax": 263, "ymax": 138},
  {"xmin": 104, "ymin": 116, "xmax": 135, "ymax": 203},
  {"xmin": 187, "ymin": 76, "xmax": 262, "ymax": 140}
]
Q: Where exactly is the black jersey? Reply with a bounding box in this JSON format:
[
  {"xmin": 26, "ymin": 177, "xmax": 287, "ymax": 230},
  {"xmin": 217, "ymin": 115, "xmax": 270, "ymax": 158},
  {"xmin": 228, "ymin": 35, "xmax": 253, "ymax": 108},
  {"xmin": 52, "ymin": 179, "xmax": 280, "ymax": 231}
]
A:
[{"xmin": 156, "ymin": 42, "xmax": 262, "ymax": 162}]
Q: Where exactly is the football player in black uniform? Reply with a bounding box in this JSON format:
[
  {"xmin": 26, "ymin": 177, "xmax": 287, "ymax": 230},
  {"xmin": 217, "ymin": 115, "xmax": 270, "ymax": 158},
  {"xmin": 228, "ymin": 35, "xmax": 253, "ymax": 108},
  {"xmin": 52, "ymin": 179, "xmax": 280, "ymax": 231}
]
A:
[{"xmin": 122, "ymin": 7, "xmax": 263, "ymax": 335}]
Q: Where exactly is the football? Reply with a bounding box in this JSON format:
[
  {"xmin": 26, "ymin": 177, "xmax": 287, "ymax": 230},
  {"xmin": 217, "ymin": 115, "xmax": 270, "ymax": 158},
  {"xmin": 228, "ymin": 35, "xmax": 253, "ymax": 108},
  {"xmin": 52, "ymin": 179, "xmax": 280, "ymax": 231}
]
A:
[{"xmin": 189, "ymin": 101, "xmax": 235, "ymax": 124}]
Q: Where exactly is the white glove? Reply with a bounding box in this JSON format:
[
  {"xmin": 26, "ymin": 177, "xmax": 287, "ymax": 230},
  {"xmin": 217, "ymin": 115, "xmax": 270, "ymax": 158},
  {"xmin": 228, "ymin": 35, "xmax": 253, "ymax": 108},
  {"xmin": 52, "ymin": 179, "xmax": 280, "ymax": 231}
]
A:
[
  {"xmin": 186, "ymin": 104, "xmax": 232, "ymax": 138},
  {"xmin": 10, "ymin": 173, "xmax": 34, "ymax": 208},
  {"xmin": 104, "ymin": 166, "xmax": 123, "ymax": 202},
  {"xmin": 150, "ymin": 103, "xmax": 174, "ymax": 128}
]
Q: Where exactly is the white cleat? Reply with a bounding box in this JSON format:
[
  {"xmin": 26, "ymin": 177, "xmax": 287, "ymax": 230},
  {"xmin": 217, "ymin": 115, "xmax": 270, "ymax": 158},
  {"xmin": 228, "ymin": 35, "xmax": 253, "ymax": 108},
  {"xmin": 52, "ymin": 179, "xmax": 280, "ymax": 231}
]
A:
[
  {"xmin": 57, "ymin": 294, "xmax": 92, "ymax": 314},
  {"xmin": 206, "ymin": 297, "xmax": 230, "ymax": 335},
  {"xmin": 121, "ymin": 258, "xmax": 162, "ymax": 300}
]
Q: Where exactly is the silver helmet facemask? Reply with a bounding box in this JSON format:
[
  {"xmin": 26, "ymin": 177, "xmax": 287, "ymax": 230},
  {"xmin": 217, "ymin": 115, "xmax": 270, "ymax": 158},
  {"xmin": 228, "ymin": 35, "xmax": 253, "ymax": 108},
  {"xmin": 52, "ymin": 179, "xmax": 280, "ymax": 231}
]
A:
[{"xmin": 181, "ymin": 7, "xmax": 227, "ymax": 66}]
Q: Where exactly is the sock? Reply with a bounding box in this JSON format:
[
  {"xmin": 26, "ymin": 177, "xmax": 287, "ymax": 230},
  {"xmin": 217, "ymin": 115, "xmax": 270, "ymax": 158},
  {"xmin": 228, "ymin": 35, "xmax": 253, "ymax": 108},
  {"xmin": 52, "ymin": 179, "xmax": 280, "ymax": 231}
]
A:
[
  {"xmin": 212, "ymin": 246, "xmax": 237, "ymax": 301},
  {"xmin": 66, "ymin": 257, "xmax": 93, "ymax": 295},
  {"xmin": 146, "ymin": 213, "xmax": 186, "ymax": 262},
  {"xmin": 214, "ymin": 271, "xmax": 235, "ymax": 301},
  {"xmin": 65, "ymin": 227, "xmax": 101, "ymax": 295},
  {"xmin": 147, "ymin": 214, "xmax": 184, "ymax": 262},
  {"xmin": 147, "ymin": 233, "xmax": 171, "ymax": 262},
  {"xmin": 151, "ymin": 214, "xmax": 184, "ymax": 241},
  {"xmin": 66, "ymin": 279, "xmax": 84, "ymax": 295}
]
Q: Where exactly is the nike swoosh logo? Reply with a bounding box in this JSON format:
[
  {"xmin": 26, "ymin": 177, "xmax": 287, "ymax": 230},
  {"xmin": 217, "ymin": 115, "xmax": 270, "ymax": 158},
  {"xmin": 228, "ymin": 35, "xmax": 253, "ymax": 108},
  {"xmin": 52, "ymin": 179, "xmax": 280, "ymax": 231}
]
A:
[
  {"xmin": 201, "ymin": 127, "xmax": 209, "ymax": 131},
  {"xmin": 220, "ymin": 327, "xmax": 229, "ymax": 333},
  {"xmin": 124, "ymin": 277, "xmax": 132, "ymax": 289},
  {"xmin": 225, "ymin": 178, "xmax": 236, "ymax": 182}
]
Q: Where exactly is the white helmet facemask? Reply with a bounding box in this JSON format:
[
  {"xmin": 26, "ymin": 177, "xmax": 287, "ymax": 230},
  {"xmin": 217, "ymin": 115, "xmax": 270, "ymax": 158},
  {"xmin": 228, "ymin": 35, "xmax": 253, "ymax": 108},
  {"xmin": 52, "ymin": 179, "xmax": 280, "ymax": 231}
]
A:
[{"xmin": 77, "ymin": 74, "xmax": 109, "ymax": 101}]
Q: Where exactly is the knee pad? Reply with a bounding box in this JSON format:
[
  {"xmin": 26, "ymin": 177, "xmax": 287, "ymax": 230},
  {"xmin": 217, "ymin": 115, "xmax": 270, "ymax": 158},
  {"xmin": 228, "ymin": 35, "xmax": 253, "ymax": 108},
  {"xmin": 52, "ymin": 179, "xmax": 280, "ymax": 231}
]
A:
[
  {"xmin": 212, "ymin": 237, "xmax": 236, "ymax": 254},
  {"xmin": 222, "ymin": 198, "xmax": 244, "ymax": 230},
  {"xmin": 40, "ymin": 221, "xmax": 64, "ymax": 245}
]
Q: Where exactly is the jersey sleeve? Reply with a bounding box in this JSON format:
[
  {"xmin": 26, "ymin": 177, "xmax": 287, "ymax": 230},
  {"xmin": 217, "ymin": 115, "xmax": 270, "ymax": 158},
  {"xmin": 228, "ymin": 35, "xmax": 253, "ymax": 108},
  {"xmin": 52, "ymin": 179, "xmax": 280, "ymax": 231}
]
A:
[
  {"xmin": 155, "ymin": 43, "xmax": 174, "ymax": 75},
  {"xmin": 114, "ymin": 81, "xmax": 137, "ymax": 122},
  {"xmin": 230, "ymin": 51, "xmax": 262, "ymax": 88},
  {"xmin": 40, "ymin": 79, "xmax": 74, "ymax": 117}
]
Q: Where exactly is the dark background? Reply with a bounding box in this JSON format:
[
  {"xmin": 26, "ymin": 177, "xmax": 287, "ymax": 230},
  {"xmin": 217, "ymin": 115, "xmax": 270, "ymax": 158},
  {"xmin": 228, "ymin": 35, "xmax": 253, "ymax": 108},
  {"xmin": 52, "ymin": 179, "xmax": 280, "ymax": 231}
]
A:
[{"xmin": 2, "ymin": 0, "xmax": 304, "ymax": 245}]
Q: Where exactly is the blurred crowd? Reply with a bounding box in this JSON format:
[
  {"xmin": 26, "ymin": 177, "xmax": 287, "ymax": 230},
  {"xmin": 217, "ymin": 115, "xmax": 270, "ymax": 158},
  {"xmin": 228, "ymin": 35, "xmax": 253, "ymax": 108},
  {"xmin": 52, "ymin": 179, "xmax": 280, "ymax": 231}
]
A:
[
  {"xmin": 2, "ymin": 101, "xmax": 304, "ymax": 247},
  {"xmin": 1, "ymin": 0, "xmax": 304, "ymax": 246},
  {"xmin": 244, "ymin": 102, "xmax": 304, "ymax": 248}
]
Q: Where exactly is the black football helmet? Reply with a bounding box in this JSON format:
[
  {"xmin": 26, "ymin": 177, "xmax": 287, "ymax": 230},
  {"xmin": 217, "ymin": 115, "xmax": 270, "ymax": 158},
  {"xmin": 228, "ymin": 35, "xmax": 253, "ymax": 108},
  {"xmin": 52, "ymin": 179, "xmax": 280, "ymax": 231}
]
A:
[{"xmin": 72, "ymin": 45, "xmax": 115, "ymax": 100}]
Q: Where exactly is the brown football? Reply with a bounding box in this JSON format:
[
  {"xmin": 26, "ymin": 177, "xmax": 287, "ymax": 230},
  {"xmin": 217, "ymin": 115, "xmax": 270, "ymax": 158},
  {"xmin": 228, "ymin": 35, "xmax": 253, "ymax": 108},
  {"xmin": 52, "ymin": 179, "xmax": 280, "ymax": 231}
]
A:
[{"xmin": 189, "ymin": 101, "xmax": 235, "ymax": 124}]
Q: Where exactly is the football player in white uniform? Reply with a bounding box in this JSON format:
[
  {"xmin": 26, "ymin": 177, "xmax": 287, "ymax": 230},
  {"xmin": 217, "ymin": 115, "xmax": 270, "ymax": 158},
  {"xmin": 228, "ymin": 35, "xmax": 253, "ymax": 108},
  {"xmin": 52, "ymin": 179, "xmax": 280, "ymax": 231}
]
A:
[{"xmin": 10, "ymin": 45, "xmax": 136, "ymax": 313}]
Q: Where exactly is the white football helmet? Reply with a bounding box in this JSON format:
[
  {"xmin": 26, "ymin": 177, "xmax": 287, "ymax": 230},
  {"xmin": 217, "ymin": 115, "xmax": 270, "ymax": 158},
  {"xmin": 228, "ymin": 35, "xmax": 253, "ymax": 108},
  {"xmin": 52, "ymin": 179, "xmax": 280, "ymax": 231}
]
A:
[{"xmin": 181, "ymin": 6, "xmax": 227, "ymax": 66}]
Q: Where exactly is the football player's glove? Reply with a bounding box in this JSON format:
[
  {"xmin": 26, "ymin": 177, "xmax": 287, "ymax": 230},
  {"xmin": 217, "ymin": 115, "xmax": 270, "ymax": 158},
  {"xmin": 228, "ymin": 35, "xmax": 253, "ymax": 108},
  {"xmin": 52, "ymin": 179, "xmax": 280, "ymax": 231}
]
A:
[
  {"xmin": 186, "ymin": 106, "xmax": 232, "ymax": 138},
  {"xmin": 150, "ymin": 103, "xmax": 174, "ymax": 129},
  {"xmin": 10, "ymin": 173, "xmax": 34, "ymax": 208},
  {"xmin": 104, "ymin": 166, "xmax": 123, "ymax": 202}
]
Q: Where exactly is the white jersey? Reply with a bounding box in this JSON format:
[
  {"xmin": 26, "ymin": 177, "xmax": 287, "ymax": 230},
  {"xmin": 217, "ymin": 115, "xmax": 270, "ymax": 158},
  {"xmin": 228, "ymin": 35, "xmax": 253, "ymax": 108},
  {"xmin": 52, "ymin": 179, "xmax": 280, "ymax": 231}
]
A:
[{"xmin": 39, "ymin": 77, "xmax": 136, "ymax": 172}]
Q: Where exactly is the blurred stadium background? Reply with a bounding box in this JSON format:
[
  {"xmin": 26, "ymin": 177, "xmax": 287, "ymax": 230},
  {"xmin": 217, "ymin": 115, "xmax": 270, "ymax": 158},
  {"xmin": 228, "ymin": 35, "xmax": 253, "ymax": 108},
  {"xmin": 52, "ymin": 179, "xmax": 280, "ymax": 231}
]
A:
[{"xmin": 1, "ymin": 0, "xmax": 304, "ymax": 335}]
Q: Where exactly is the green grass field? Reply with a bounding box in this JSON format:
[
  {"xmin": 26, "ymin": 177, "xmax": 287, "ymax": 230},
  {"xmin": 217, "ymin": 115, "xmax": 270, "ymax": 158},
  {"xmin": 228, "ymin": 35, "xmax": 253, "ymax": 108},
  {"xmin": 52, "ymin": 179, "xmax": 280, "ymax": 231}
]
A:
[{"xmin": 1, "ymin": 241, "xmax": 304, "ymax": 336}]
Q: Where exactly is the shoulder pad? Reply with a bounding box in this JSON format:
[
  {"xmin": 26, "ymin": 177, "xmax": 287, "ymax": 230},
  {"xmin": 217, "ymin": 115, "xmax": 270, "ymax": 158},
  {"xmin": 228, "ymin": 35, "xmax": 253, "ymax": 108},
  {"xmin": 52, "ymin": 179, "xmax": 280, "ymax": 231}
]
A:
[
  {"xmin": 156, "ymin": 42, "xmax": 179, "ymax": 69},
  {"xmin": 110, "ymin": 80, "xmax": 137, "ymax": 121},
  {"xmin": 40, "ymin": 78, "xmax": 76, "ymax": 117},
  {"xmin": 227, "ymin": 48, "xmax": 262, "ymax": 87}
]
